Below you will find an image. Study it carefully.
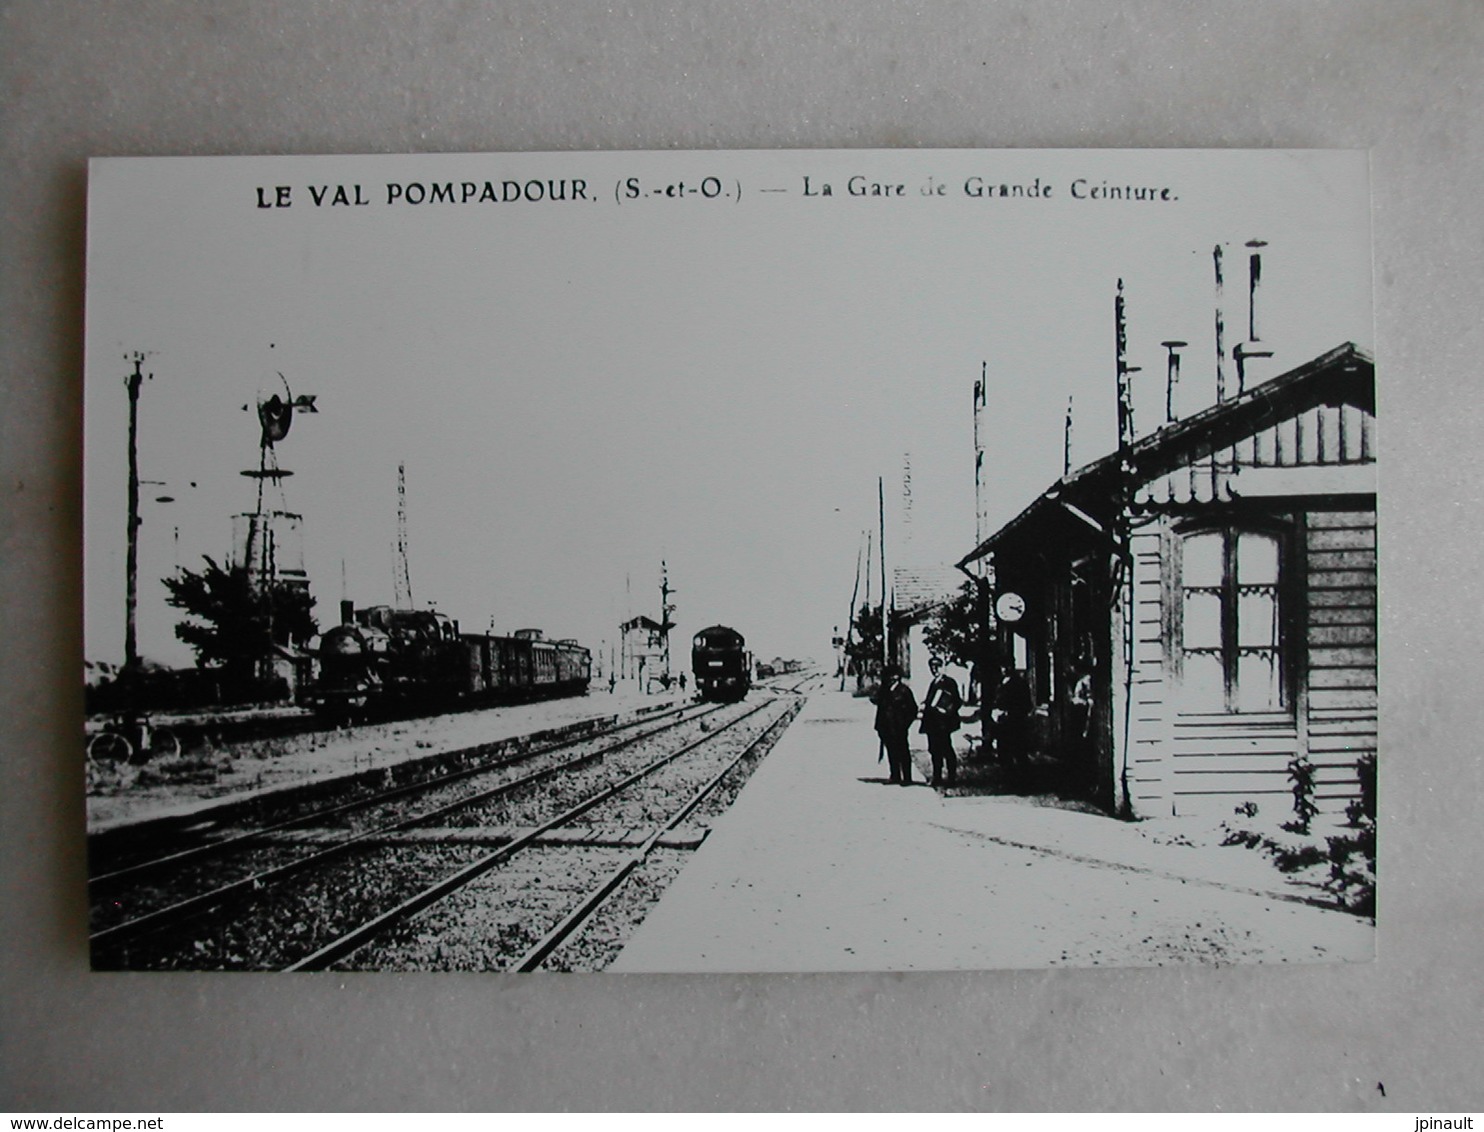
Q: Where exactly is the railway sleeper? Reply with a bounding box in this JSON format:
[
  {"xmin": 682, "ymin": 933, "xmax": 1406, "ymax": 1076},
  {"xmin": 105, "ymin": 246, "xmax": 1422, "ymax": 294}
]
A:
[
  {"xmin": 255, "ymin": 824, "xmax": 711, "ymax": 850},
  {"xmin": 532, "ymin": 825, "xmax": 711, "ymax": 850}
]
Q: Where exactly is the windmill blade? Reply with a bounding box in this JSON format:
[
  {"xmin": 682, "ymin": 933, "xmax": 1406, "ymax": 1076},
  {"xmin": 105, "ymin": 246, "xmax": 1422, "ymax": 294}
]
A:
[{"xmin": 257, "ymin": 393, "xmax": 293, "ymax": 444}]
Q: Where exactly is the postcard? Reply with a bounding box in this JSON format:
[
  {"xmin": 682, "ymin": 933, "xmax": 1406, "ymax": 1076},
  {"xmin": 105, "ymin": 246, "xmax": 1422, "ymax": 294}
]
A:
[{"xmin": 84, "ymin": 149, "xmax": 1375, "ymax": 971}]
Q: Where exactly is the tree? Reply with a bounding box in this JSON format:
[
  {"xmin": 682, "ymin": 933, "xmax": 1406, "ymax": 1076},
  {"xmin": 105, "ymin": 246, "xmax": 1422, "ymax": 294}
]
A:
[
  {"xmin": 920, "ymin": 584, "xmax": 991, "ymax": 709},
  {"xmin": 923, "ymin": 581, "xmax": 986, "ymax": 692},
  {"xmin": 843, "ymin": 603, "xmax": 884, "ymax": 681},
  {"xmin": 163, "ymin": 555, "xmax": 317, "ymax": 684}
]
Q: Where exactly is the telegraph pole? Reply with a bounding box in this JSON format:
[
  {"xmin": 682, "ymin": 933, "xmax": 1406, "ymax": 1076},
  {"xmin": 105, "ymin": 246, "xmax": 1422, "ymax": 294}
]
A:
[
  {"xmin": 659, "ymin": 560, "xmax": 676, "ymax": 683},
  {"xmin": 841, "ymin": 531, "xmax": 865, "ymax": 691},
  {"xmin": 973, "ymin": 363, "xmax": 986, "ymax": 552},
  {"xmin": 1063, "ymin": 395, "xmax": 1075, "ymax": 476},
  {"xmin": 123, "ymin": 352, "xmax": 152, "ymax": 674},
  {"xmin": 878, "ymin": 475, "xmax": 889, "ymax": 673},
  {"xmin": 394, "ymin": 462, "xmax": 414, "ymax": 610},
  {"xmin": 1113, "ymin": 280, "xmax": 1141, "ymax": 818},
  {"xmin": 1213, "ymin": 244, "xmax": 1228, "ymax": 404}
]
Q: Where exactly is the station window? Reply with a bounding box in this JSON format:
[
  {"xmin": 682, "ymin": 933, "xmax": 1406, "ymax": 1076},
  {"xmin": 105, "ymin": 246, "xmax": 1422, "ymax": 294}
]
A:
[{"xmin": 1178, "ymin": 527, "xmax": 1284, "ymax": 713}]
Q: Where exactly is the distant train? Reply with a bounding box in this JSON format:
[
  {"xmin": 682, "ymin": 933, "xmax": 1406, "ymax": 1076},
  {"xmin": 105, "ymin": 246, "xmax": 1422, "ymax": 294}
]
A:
[
  {"xmin": 755, "ymin": 657, "xmax": 805, "ymax": 680},
  {"xmin": 309, "ymin": 604, "xmax": 590, "ymax": 718},
  {"xmin": 691, "ymin": 625, "xmax": 751, "ymax": 703}
]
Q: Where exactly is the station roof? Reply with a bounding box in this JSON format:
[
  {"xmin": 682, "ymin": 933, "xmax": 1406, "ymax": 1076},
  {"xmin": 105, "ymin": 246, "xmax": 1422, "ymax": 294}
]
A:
[
  {"xmin": 621, "ymin": 615, "xmax": 665, "ymax": 632},
  {"xmin": 892, "ymin": 565, "xmax": 965, "ymax": 617},
  {"xmin": 957, "ymin": 342, "xmax": 1375, "ymax": 568}
]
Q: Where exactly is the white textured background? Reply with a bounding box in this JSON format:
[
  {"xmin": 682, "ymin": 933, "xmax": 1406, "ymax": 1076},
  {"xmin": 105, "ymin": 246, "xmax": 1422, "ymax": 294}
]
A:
[{"xmin": 2, "ymin": 1, "xmax": 1480, "ymax": 1112}]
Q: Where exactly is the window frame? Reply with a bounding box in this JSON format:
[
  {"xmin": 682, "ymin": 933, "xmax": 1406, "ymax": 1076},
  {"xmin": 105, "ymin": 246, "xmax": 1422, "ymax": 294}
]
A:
[{"xmin": 1170, "ymin": 517, "xmax": 1296, "ymax": 715}]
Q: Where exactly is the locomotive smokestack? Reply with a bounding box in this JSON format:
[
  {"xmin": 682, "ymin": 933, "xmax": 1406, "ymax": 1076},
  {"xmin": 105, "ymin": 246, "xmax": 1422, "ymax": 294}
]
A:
[{"xmin": 340, "ymin": 599, "xmax": 354, "ymax": 625}]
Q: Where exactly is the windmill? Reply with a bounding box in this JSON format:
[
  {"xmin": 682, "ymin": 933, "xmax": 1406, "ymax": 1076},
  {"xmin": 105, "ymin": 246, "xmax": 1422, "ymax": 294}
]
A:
[{"xmin": 237, "ymin": 362, "xmax": 317, "ymax": 591}]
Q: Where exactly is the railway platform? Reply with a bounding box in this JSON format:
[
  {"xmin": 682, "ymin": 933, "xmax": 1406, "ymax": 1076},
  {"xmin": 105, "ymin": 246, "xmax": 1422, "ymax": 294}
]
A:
[
  {"xmin": 612, "ymin": 684, "xmax": 1373, "ymax": 972},
  {"xmin": 86, "ymin": 687, "xmax": 687, "ymax": 837}
]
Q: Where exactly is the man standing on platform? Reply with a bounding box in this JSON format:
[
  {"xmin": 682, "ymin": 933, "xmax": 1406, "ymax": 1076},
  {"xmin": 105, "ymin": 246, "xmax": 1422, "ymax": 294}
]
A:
[
  {"xmin": 992, "ymin": 668, "xmax": 1035, "ymax": 783},
  {"xmin": 873, "ymin": 664, "xmax": 918, "ymax": 786},
  {"xmin": 920, "ymin": 656, "xmax": 963, "ymax": 788}
]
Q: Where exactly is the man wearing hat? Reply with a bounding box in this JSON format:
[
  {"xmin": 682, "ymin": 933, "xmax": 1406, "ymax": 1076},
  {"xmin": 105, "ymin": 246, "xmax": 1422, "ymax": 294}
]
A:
[
  {"xmin": 920, "ymin": 656, "xmax": 963, "ymax": 788},
  {"xmin": 872, "ymin": 664, "xmax": 919, "ymax": 786}
]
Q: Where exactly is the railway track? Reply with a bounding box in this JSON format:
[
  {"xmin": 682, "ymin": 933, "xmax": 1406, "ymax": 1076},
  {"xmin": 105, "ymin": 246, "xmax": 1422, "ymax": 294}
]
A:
[
  {"xmin": 88, "ymin": 700, "xmax": 719, "ymax": 950},
  {"xmin": 87, "ymin": 699, "xmax": 700, "ymax": 889},
  {"xmin": 89, "ymin": 687, "xmax": 807, "ymax": 971}
]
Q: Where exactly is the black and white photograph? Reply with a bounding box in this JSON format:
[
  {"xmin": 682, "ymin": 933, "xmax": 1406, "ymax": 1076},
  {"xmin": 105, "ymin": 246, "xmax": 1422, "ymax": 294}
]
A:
[{"xmin": 83, "ymin": 148, "xmax": 1376, "ymax": 973}]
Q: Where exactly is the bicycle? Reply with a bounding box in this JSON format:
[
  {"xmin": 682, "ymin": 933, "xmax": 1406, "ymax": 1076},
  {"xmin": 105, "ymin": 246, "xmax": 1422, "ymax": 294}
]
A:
[{"xmin": 85, "ymin": 713, "xmax": 181, "ymax": 789}]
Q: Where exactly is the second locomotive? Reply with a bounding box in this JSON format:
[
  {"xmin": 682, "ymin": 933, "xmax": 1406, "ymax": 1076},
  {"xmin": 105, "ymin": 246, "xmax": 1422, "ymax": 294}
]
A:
[
  {"xmin": 691, "ymin": 625, "xmax": 751, "ymax": 703},
  {"xmin": 311, "ymin": 603, "xmax": 591, "ymax": 718}
]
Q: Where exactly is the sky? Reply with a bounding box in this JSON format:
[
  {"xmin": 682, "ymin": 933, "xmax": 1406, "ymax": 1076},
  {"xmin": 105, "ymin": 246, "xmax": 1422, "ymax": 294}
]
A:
[{"xmin": 84, "ymin": 149, "xmax": 1373, "ymax": 672}]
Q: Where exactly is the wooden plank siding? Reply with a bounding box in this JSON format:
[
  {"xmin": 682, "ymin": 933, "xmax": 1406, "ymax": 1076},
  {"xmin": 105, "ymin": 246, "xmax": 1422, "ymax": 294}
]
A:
[
  {"xmin": 1165, "ymin": 711, "xmax": 1300, "ymax": 814},
  {"xmin": 1120, "ymin": 496, "xmax": 1375, "ymax": 818},
  {"xmin": 1303, "ymin": 508, "xmax": 1377, "ymax": 808},
  {"xmin": 1125, "ymin": 529, "xmax": 1170, "ymax": 808}
]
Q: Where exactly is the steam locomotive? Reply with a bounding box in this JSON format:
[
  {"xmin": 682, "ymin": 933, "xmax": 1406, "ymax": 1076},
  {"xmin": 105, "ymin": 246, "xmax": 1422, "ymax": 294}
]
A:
[
  {"xmin": 691, "ymin": 624, "xmax": 751, "ymax": 703},
  {"xmin": 309, "ymin": 603, "xmax": 591, "ymax": 718}
]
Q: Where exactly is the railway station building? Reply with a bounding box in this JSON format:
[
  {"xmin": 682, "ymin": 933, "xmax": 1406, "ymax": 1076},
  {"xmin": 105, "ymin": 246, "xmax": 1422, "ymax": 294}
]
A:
[
  {"xmin": 620, "ymin": 614, "xmax": 668, "ymax": 687},
  {"xmin": 888, "ymin": 564, "xmax": 970, "ymax": 686},
  {"xmin": 958, "ymin": 343, "xmax": 1377, "ymax": 820}
]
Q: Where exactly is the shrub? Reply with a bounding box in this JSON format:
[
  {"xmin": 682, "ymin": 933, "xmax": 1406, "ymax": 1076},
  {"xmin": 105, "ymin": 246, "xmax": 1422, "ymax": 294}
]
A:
[{"xmin": 1286, "ymin": 754, "xmax": 1319, "ymax": 833}]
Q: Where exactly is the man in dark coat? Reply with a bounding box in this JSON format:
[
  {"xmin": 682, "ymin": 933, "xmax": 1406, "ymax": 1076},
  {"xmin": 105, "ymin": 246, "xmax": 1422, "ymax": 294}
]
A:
[
  {"xmin": 992, "ymin": 668, "xmax": 1034, "ymax": 780},
  {"xmin": 872, "ymin": 664, "xmax": 918, "ymax": 786},
  {"xmin": 920, "ymin": 656, "xmax": 963, "ymax": 787}
]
